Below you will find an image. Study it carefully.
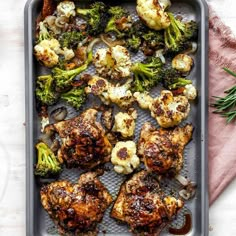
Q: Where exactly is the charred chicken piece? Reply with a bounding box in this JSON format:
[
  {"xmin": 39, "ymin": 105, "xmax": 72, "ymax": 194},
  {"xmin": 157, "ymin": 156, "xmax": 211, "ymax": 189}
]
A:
[
  {"xmin": 41, "ymin": 172, "xmax": 113, "ymax": 235},
  {"xmin": 111, "ymin": 170, "xmax": 183, "ymax": 235},
  {"xmin": 138, "ymin": 122, "xmax": 193, "ymax": 176},
  {"xmin": 53, "ymin": 108, "xmax": 112, "ymax": 169}
]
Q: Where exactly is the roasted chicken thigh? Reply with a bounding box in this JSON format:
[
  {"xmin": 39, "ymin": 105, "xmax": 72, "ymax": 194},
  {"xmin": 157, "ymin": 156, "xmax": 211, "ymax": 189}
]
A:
[
  {"xmin": 53, "ymin": 108, "xmax": 112, "ymax": 169},
  {"xmin": 111, "ymin": 170, "xmax": 183, "ymax": 235},
  {"xmin": 138, "ymin": 122, "xmax": 193, "ymax": 176},
  {"xmin": 41, "ymin": 172, "xmax": 113, "ymax": 235}
]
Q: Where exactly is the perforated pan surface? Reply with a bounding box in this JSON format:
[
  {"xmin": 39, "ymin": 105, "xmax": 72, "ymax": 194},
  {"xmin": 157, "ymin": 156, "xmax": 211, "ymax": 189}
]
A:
[{"xmin": 25, "ymin": 0, "xmax": 209, "ymax": 235}]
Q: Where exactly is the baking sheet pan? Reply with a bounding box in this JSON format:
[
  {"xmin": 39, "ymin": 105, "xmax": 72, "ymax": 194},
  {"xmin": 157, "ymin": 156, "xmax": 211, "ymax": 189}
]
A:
[{"xmin": 25, "ymin": 0, "xmax": 209, "ymax": 235}]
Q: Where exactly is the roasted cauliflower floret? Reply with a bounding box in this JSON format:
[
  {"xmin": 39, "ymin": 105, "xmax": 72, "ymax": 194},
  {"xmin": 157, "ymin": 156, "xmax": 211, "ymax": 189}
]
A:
[
  {"xmin": 183, "ymin": 84, "xmax": 197, "ymax": 100},
  {"xmin": 34, "ymin": 38, "xmax": 61, "ymax": 68},
  {"xmin": 150, "ymin": 90, "xmax": 190, "ymax": 128},
  {"xmin": 112, "ymin": 109, "xmax": 137, "ymax": 138},
  {"xmin": 63, "ymin": 47, "xmax": 75, "ymax": 61},
  {"xmin": 85, "ymin": 75, "xmax": 110, "ymax": 104},
  {"xmin": 172, "ymin": 54, "xmax": 194, "ymax": 73},
  {"xmin": 136, "ymin": 0, "xmax": 171, "ymax": 30},
  {"xmin": 93, "ymin": 45, "xmax": 132, "ymax": 80},
  {"xmin": 111, "ymin": 141, "xmax": 140, "ymax": 174},
  {"xmin": 57, "ymin": 1, "xmax": 76, "ymax": 18},
  {"xmin": 85, "ymin": 75, "xmax": 135, "ymax": 108},
  {"xmin": 134, "ymin": 92, "xmax": 154, "ymax": 109},
  {"xmin": 108, "ymin": 79, "xmax": 135, "ymax": 108}
]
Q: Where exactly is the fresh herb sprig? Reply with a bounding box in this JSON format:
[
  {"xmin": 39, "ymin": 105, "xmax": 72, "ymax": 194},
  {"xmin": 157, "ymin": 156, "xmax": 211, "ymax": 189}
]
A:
[{"xmin": 212, "ymin": 68, "xmax": 236, "ymax": 123}]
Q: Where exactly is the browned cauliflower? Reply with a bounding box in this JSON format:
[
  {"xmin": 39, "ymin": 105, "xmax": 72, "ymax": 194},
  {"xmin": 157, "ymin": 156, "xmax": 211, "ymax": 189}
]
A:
[
  {"xmin": 172, "ymin": 54, "xmax": 194, "ymax": 73},
  {"xmin": 134, "ymin": 92, "xmax": 154, "ymax": 110},
  {"xmin": 136, "ymin": 0, "xmax": 171, "ymax": 30},
  {"xmin": 56, "ymin": 1, "xmax": 76, "ymax": 18},
  {"xmin": 112, "ymin": 109, "xmax": 137, "ymax": 138},
  {"xmin": 183, "ymin": 84, "xmax": 197, "ymax": 100},
  {"xmin": 85, "ymin": 75, "xmax": 135, "ymax": 108},
  {"xmin": 93, "ymin": 45, "xmax": 132, "ymax": 80},
  {"xmin": 150, "ymin": 90, "xmax": 190, "ymax": 128},
  {"xmin": 111, "ymin": 141, "xmax": 140, "ymax": 174}
]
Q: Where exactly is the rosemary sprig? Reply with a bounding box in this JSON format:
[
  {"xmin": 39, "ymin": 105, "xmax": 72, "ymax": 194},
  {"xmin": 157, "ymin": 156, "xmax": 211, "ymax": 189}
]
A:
[{"xmin": 212, "ymin": 67, "xmax": 236, "ymax": 123}]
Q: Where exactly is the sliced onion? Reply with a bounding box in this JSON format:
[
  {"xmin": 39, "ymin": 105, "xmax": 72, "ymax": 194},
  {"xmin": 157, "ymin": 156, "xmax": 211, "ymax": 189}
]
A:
[
  {"xmin": 155, "ymin": 49, "xmax": 166, "ymax": 64},
  {"xmin": 100, "ymin": 34, "xmax": 125, "ymax": 47},
  {"xmin": 184, "ymin": 42, "xmax": 198, "ymax": 54},
  {"xmin": 179, "ymin": 189, "xmax": 191, "ymax": 200},
  {"xmin": 55, "ymin": 16, "xmax": 69, "ymax": 28},
  {"xmin": 175, "ymin": 174, "xmax": 189, "ymax": 186},
  {"xmin": 159, "ymin": 0, "xmax": 171, "ymax": 10},
  {"xmin": 87, "ymin": 38, "xmax": 101, "ymax": 53},
  {"xmin": 50, "ymin": 107, "xmax": 68, "ymax": 122}
]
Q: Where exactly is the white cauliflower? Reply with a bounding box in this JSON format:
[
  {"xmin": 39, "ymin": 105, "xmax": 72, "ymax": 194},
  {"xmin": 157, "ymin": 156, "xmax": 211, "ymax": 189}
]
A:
[
  {"xmin": 85, "ymin": 75, "xmax": 110, "ymax": 104},
  {"xmin": 172, "ymin": 54, "xmax": 194, "ymax": 73},
  {"xmin": 134, "ymin": 92, "xmax": 154, "ymax": 109},
  {"xmin": 57, "ymin": 1, "xmax": 76, "ymax": 18},
  {"xmin": 183, "ymin": 84, "xmax": 197, "ymax": 100},
  {"xmin": 112, "ymin": 109, "xmax": 137, "ymax": 138},
  {"xmin": 136, "ymin": 0, "xmax": 171, "ymax": 30},
  {"xmin": 150, "ymin": 90, "xmax": 190, "ymax": 128},
  {"xmin": 34, "ymin": 39, "xmax": 61, "ymax": 68},
  {"xmin": 34, "ymin": 39, "xmax": 75, "ymax": 68},
  {"xmin": 62, "ymin": 47, "xmax": 75, "ymax": 61},
  {"xmin": 108, "ymin": 79, "xmax": 135, "ymax": 108},
  {"xmin": 111, "ymin": 141, "xmax": 140, "ymax": 174},
  {"xmin": 85, "ymin": 76, "xmax": 135, "ymax": 108},
  {"xmin": 93, "ymin": 45, "xmax": 132, "ymax": 80}
]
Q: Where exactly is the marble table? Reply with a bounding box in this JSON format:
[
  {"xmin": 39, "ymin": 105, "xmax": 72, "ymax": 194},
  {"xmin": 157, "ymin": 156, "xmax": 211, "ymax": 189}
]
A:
[{"xmin": 0, "ymin": 0, "xmax": 235, "ymax": 235}]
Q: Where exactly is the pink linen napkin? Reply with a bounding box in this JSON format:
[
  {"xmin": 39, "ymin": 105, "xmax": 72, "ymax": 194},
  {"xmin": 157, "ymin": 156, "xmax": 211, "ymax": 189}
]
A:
[{"xmin": 209, "ymin": 7, "xmax": 236, "ymax": 205}]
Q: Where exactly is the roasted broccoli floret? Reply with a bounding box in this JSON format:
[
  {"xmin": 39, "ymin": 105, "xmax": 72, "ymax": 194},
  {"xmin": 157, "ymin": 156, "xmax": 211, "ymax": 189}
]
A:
[
  {"xmin": 58, "ymin": 31, "xmax": 86, "ymax": 49},
  {"xmin": 61, "ymin": 86, "xmax": 86, "ymax": 110},
  {"xmin": 105, "ymin": 6, "xmax": 132, "ymax": 38},
  {"xmin": 52, "ymin": 63, "xmax": 88, "ymax": 91},
  {"xmin": 141, "ymin": 30, "xmax": 165, "ymax": 55},
  {"xmin": 161, "ymin": 68, "xmax": 192, "ymax": 90},
  {"xmin": 52, "ymin": 39, "xmax": 97, "ymax": 91},
  {"xmin": 126, "ymin": 35, "xmax": 142, "ymax": 53},
  {"xmin": 36, "ymin": 75, "xmax": 58, "ymax": 105},
  {"xmin": 76, "ymin": 2, "xmax": 108, "ymax": 35},
  {"xmin": 164, "ymin": 13, "xmax": 198, "ymax": 53},
  {"xmin": 131, "ymin": 57, "xmax": 163, "ymax": 92},
  {"xmin": 34, "ymin": 142, "xmax": 62, "ymax": 177}
]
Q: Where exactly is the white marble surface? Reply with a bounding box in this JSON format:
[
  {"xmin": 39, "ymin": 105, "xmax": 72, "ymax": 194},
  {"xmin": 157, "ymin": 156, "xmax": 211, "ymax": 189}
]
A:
[{"xmin": 0, "ymin": 0, "xmax": 236, "ymax": 235}]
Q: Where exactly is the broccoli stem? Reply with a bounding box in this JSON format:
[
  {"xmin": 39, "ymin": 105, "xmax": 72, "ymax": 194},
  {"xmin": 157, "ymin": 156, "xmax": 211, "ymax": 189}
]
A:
[
  {"xmin": 76, "ymin": 8, "xmax": 90, "ymax": 16},
  {"xmin": 168, "ymin": 78, "xmax": 192, "ymax": 90}
]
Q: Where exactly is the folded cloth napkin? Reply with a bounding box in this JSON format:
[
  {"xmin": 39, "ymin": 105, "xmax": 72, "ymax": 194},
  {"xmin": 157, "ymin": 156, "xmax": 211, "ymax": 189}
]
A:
[{"xmin": 208, "ymin": 6, "xmax": 236, "ymax": 205}]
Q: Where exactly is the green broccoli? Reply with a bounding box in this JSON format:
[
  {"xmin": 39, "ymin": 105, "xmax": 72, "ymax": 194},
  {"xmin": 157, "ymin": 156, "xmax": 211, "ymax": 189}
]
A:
[
  {"xmin": 61, "ymin": 86, "xmax": 86, "ymax": 110},
  {"xmin": 34, "ymin": 142, "xmax": 62, "ymax": 177},
  {"xmin": 141, "ymin": 30, "xmax": 164, "ymax": 55},
  {"xmin": 59, "ymin": 31, "xmax": 86, "ymax": 49},
  {"xmin": 52, "ymin": 38, "xmax": 97, "ymax": 91},
  {"xmin": 161, "ymin": 68, "xmax": 192, "ymax": 90},
  {"xmin": 164, "ymin": 13, "xmax": 198, "ymax": 53},
  {"xmin": 37, "ymin": 22, "xmax": 51, "ymax": 43},
  {"xmin": 126, "ymin": 35, "xmax": 142, "ymax": 53},
  {"xmin": 76, "ymin": 2, "xmax": 108, "ymax": 35},
  {"xmin": 131, "ymin": 57, "xmax": 163, "ymax": 92},
  {"xmin": 36, "ymin": 75, "xmax": 58, "ymax": 105},
  {"xmin": 105, "ymin": 6, "xmax": 131, "ymax": 38},
  {"xmin": 52, "ymin": 63, "xmax": 88, "ymax": 91}
]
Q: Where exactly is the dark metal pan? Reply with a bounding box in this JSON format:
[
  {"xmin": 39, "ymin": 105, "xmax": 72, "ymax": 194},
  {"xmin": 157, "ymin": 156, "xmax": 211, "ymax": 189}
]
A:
[{"xmin": 25, "ymin": 0, "xmax": 209, "ymax": 235}]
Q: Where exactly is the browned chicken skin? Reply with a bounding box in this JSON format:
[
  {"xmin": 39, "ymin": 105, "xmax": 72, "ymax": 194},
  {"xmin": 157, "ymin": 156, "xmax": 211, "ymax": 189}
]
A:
[
  {"xmin": 111, "ymin": 170, "xmax": 184, "ymax": 235},
  {"xmin": 138, "ymin": 122, "xmax": 193, "ymax": 176},
  {"xmin": 53, "ymin": 109, "xmax": 112, "ymax": 169},
  {"xmin": 41, "ymin": 172, "xmax": 113, "ymax": 235}
]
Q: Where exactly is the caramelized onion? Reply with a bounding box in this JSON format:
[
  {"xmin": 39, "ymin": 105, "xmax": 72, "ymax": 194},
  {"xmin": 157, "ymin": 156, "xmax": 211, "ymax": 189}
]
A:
[{"xmin": 100, "ymin": 34, "xmax": 125, "ymax": 47}]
